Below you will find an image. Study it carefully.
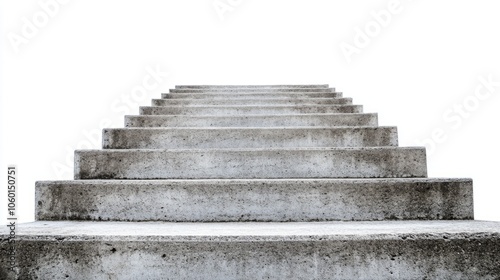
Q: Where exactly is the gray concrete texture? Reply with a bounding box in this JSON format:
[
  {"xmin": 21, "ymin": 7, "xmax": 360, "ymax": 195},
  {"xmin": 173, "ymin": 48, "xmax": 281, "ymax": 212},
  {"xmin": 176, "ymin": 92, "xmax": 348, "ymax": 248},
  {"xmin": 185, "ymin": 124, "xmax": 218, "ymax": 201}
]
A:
[
  {"xmin": 7, "ymin": 84, "xmax": 499, "ymax": 279},
  {"xmin": 139, "ymin": 105, "xmax": 363, "ymax": 115},
  {"xmin": 1, "ymin": 221, "xmax": 499, "ymax": 279},
  {"xmin": 169, "ymin": 88, "xmax": 336, "ymax": 93},
  {"xmin": 125, "ymin": 113, "xmax": 379, "ymax": 128},
  {"xmin": 35, "ymin": 179, "xmax": 473, "ymax": 222},
  {"xmin": 152, "ymin": 97, "xmax": 353, "ymax": 106},
  {"xmin": 74, "ymin": 147, "xmax": 427, "ymax": 179},
  {"xmin": 161, "ymin": 92, "xmax": 343, "ymax": 99},
  {"xmin": 102, "ymin": 127, "xmax": 398, "ymax": 149},
  {"xmin": 175, "ymin": 84, "xmax": 331, "ymax": 89}
]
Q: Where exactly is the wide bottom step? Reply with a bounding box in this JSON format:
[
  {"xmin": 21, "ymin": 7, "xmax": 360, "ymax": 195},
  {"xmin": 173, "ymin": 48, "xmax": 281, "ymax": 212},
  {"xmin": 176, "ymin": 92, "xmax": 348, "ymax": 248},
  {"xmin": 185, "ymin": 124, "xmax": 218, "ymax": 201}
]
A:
[
  {"xmin": 36, "ymin": 178, "xmax": 473, "ymax": 222},
  {"xmin": 1, "ymin": 221, "xmax": 499, "ymax": 279}
]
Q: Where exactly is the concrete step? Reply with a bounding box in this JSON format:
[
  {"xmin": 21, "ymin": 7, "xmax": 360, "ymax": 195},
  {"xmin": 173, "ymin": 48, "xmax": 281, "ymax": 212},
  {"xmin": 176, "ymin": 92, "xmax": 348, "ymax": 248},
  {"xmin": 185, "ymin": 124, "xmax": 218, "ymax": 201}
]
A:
[
  {"xmin": 161, "ymin": 92, "xmax": 343, "ymax": 99},
  {"xmin": 36, "ymin": 179, "xmax": 472, "ymax": 222},
  {"xmin": 152, "ymin": 97, "xmax": 353, "ymax": 106},
  {"xmin": 169, "ymin": 88, "xmax": 336, "ymax": 93},
  {"xmin": 176, "ymin": 84, "xmax": 330, "ymax": 89},
  {"xmin": 74, "ymin": 147, "xmax": 427, "ymax": 179},
  {"xmin": 139, "ymin": 105, "xmax": 363, "ymax": 116},
  {"xmin": 125, "ymin": 113, "xmax": 378, "ymax": 127},
  {"xmin": 2, "ymin": 221, "xmax": 499, "ymax": 279},
  {"xmin": 102, "ymin": 127, "xmax": 397, "ymax": 149}
]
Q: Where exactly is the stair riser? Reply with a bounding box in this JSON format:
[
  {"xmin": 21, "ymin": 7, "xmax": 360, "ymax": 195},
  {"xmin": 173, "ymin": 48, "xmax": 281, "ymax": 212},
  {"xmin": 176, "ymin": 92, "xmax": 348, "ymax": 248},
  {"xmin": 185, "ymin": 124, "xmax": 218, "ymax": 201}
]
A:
[
  {"xmin": 74, "ymin": 148, "xmax": 427, "ymax": 179},
  {"xmin": 169, "ymin": 88, "xmax": 336, "ymax": 93},
  {"xmin": 140, "ymin": 105, "xmax": 363, "ymax": 115},
  {"xmin": 125, "ymin": 113, "xmax": 378, "ymax": 128},
  {"xmin": 102, "ymin": 127, "xmax": 397, "ymax": 149},
  {"xmin": 36, "ymin": 179, "xmax": 473, "ymax": 222},
  {"xmin": 161, "ymin": 93, "xmax": 343, "ymax": 99},
  {"xmin": 152, "ymin": 98, "xmax": 353, "ymax": 106},
  {"xmin": 3, "ymin": 237, "xmax": 498, "ymax": 279}
]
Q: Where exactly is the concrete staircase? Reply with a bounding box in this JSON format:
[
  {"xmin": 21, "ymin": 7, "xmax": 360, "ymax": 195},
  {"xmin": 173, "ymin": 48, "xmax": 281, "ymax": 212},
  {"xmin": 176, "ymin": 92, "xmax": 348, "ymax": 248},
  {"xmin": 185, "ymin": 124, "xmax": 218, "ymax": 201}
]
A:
[{"xmin": 2, "ymin": 84, "xmax": 499, "ymax": 279}]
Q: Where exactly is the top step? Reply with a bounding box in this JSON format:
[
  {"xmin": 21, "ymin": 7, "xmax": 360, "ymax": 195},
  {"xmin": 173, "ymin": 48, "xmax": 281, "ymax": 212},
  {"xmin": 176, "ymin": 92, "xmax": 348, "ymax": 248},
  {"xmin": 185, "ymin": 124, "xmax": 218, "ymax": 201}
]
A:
[{"xmin": 175, "ymin": 84, "xmax": 330, "ymax": 89}]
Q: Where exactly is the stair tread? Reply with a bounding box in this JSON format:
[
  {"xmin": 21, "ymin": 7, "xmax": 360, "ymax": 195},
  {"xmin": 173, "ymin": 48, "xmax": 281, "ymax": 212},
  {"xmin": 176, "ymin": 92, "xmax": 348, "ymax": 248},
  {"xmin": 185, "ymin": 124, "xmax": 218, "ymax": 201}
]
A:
[{"xmin": 5, "ymin": 220, "xmax": 499, "ymax": 241}]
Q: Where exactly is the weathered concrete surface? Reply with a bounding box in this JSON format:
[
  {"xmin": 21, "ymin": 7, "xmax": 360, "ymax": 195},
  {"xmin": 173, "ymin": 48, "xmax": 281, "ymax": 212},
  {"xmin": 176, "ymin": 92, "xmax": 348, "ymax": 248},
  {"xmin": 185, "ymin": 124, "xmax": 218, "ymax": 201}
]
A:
[
  {"xmin": 169, "ymin": 88, "xmax": 336, "ymax": 93},
  {"xmin": 152, "ymin": 97, "xmax": 353, "ymax": 106},
  {"xmin": 11, "ymin": 83, "xmax": 496, "ymax": 279},
  {"xmin": 102, "ymin": 127, "xmax": 397, "ymax": 149},
  {"xmin": 139, "ymin": 105, "xmax": 363, "ymax": 115},
  {"xmin": 125, "ymin": 113, "xmax": 378, "ymax": 128},
  {"xmin": 74, "ymin": 147, "xmax": 427, "ymax": 179},
  {"xmin": 161, "ymin": 92, "xmax": 343, "ymax": 99},
  {"xmin": 175, "ymin": 84, "xmax": 330, "ymax": 89},
  {"xmin": 36, "ymin": 179, "xmax": 473, "ymax": 222},
  {"xmin": 1, "ymin": 221, "xmax": 499, "ymax": 279}
]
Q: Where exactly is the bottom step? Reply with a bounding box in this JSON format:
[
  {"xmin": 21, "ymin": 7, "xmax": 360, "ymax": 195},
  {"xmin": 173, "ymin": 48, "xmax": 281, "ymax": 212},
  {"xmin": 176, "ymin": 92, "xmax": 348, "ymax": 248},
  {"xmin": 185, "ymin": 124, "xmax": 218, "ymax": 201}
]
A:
[
  {"xmin": 35, "ymin": 179, "xmax": 473, "ymax": 222},
  {"xmin": 1, "ymin": 221, "xmax": 499, "ymax": 279}
]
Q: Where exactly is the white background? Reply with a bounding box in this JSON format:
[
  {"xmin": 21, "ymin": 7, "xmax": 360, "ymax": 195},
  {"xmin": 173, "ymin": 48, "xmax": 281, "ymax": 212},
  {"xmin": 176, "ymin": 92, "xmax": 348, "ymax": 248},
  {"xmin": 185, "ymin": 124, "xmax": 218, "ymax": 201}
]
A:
[{"xmin": 1, "ymin": 0, "xmax": 499, "ymax": 223}]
